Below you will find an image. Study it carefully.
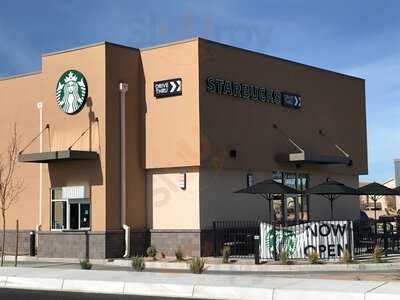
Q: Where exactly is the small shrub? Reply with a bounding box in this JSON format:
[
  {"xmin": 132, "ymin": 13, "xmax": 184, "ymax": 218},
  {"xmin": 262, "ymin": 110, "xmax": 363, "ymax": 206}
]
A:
[
  {"xmin": 79, "ymin": 259, "xmax": 92, "ymax": 270},
  {"xmin": 279, "ymin": 250, "xmax": 291, "ymax": 265},
  {"xmin": 189, "ymin": 257, "xmax": 205, "ymax": 274},
  {"xmin": 175, "ymin": 248, "xmax": 184, "ymax": 261},
  {"xmin": 146, "ymin": 245, "xmax": 157, "ymax": 260},
  {"xmin": 307, "ymin": 250, "xmax": 319, "ymax": 264},
  {"xmin": 221, "ymin": 246, "xmax": 231, "ymax": 264},
  {"xmin": 340, "ymin": 249, "xmax": 351, "ymax": 264},
  {"xmin": 160, "ymin": 251, "xmax": 166, "ymax": 259},
  {"xmin": 372, "ymin": 245, "xmax": 382, "ymax": 263},
  {"xmin": 131, "ymin": 256, "xmax": 145, "ymax": 271}
]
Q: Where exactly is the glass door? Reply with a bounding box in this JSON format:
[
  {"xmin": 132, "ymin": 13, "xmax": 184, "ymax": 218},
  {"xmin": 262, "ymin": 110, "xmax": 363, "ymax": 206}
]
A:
[
  {"xmin": 69, "ymin": 203, "xmax": 79, "ymax": 230},
  {"xmin": 80, "ymin": 203, "xmax": 90, "ymax": 229},
  {"xmin": 272, "ymin": 171, "xmax": 310, "ymax": 225},
  {"xmin": 284, "ymin": 173, "xmax": 297, "ymax": 225},
  {"xmin": 69, "ymin": 200, "xmax": 90, "ymax": 230}
]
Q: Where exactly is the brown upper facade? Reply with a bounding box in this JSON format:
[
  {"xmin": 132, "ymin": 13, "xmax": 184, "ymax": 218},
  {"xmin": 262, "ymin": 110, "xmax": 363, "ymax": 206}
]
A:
[
  {"xmin": 198, "ymin": 39, "xmax": 367, "ymax": 176},
  {"xmin": 143, "ymin": 38, "xmax": 367, "ymax": 176}
]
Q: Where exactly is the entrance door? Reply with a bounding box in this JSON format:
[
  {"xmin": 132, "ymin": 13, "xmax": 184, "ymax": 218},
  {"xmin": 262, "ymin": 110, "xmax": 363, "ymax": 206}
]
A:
[
  {"xmin": 272, "ymin": 171, "xmax": 310, "ymax": 225},
  {"xmin": 69, "ymin": 203, "xmax": 79, "ymax": 230}
]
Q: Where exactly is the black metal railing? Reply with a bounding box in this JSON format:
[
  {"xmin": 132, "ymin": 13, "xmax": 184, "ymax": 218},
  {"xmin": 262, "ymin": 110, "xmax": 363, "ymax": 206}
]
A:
[
  {"xmin": 213, "ymin": 220, "xmax": 260, "ymax": 257},
  {"xmin": 353, "ymin": 220, "xmax": 376, "ymax": 256},
  {"xmin": 214, "ymin": 217, "xmax": 400, "ymax": 261},
  {"xmin": 353, "ymin": 217, "xmax": 400, "ymax": 256}
]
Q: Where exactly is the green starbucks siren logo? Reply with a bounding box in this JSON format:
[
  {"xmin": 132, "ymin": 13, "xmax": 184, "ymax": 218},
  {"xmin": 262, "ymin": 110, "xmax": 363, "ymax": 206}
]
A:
[
  {"xmin": 56, "ymin": 70, "xmax": 88, "ymax": 114},
  {"xmin": 265, "ymin": 227, "xmax": 297, "ymax": 256}
]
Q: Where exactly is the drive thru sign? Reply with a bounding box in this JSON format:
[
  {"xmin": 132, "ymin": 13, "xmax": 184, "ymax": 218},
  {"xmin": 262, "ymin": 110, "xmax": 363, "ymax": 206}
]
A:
[{"xmin": 154, "ymin": 78, "xmax": 182, "ymax": 98}]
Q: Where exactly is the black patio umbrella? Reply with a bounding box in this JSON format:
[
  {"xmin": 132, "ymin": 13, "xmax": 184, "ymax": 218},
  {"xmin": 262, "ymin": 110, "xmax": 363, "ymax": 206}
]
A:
[
  {"xmin": 357, "ymin": 182, "xmax": 400, "ymax": 220},
  {"xmin": 303, "ymin": 178, "xmax": 360, "ymax": 220},
  {"xmin": 235, "ymin": 179, "xmax": 299, "ymax": 224}
]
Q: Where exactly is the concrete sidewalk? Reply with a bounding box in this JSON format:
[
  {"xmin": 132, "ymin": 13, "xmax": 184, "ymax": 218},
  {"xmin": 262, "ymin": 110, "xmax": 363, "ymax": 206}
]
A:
[{"xmin": 0, "ymin": 266, "xmax": 399, "ymax": 299}]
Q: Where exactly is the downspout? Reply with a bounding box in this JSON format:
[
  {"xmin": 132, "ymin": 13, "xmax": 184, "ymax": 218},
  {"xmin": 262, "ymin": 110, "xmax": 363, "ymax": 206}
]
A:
[
  {"xmin": 36, "ymin": 102, "xmax": 43, "ymax": 243},
  {"xmin": 119, "ymin": 83, "xmax": 130, "ymax": 258}
]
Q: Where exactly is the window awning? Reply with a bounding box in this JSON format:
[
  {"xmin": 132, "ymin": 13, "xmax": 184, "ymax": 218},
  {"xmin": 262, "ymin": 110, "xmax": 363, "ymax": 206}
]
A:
[
  {"xmin": 18, "ymin": 150, "xmax": 98, "ymax": 163},
  {"xmin": 275, "ymin": 152, "xmax": 352, "ymax": 166}
]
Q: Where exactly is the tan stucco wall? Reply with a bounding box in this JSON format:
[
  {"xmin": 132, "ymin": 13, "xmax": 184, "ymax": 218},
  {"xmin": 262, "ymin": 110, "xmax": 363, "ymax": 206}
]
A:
[
  {"xmin": 0, "ymin": 44, "xmax": 108, "ymax": 231},
  {"xmin": 198, "ymin": 38, "xmax": 368, "ymax": 176},
  {"xmin": 141, "ymin": 40, "xmax": 200, "ymax": 169},
  {"xmin": 0, "ymin": 73, "xmax": 42, "ymax": 229},
  {"xmin": 0, "ymin": 43, "xmax": 149, "ymax": 232},
  {"xmin": 40, "ymin": 45, "xmax": 107, "ymax": 231},
  {"xmin": 146, "ymin": 168, "xmax": 200, "ymax": 230}
]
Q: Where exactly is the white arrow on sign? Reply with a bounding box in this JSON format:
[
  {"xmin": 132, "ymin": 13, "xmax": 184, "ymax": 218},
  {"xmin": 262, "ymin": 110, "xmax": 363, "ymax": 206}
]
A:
[
  {"xmin": 294, "ymin": 96, "xmax": 301, "ymax": 107},
  {"xmin": 170, "ymin": 81, "xmax": 177, "ymax": 93},
  {"xmin": 169, "ymin": 80, "xmax": 182, "ymax": 93}
]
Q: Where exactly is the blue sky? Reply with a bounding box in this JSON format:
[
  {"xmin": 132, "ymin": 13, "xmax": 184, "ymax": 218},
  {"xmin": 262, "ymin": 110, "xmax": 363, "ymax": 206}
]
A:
[{"xmin": 0, "ymin": 0, "xmax": 399, "ymax": 183}]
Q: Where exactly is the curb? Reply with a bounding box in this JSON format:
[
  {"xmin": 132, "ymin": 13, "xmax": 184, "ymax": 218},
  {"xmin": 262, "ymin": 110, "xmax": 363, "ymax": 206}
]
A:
[
  {"xmin": 143, "ymin": 261, "xmax": 400, "ymax": 273},
  {"xmin": 0, "ymin": 275, "xmax": 399, "ymax": 300},
  {"xmin": 0, "ymin": 276, "xmax": 272, "ymax": 299}
]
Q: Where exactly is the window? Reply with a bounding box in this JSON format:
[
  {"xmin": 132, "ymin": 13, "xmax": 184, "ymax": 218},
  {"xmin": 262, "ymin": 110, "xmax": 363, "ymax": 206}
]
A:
[
  {"xmin": 51, "ymin": 187, "xmax": 91, "ymax": 230},
  {"xmin": 51, "ymin": 200, "xmax": 66, "ymax": 230}
]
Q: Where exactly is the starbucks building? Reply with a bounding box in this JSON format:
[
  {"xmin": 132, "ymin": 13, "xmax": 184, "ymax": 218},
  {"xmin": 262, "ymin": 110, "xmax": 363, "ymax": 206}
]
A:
[{"xmin": 0, "ymin": 38, "xmax": 367, "ymax": 258}]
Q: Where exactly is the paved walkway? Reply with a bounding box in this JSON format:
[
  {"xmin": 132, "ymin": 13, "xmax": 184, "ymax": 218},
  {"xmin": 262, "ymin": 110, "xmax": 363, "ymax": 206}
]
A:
[{"xmin": 0, "ymin": 266, "xmax": 399, "ymax": 299}]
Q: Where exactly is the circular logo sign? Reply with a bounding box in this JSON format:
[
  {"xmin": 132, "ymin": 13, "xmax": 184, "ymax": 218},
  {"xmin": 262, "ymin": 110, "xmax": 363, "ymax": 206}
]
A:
[{"xmin": 56, "ymin": 70, "xmax": 88, "ymax": 114}]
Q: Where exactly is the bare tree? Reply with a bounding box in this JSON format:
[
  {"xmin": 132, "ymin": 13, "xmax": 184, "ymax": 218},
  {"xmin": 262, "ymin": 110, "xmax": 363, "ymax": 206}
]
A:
[{"xmin": 0, "ymin": 125, "xmax": 24, "ymax": 266}]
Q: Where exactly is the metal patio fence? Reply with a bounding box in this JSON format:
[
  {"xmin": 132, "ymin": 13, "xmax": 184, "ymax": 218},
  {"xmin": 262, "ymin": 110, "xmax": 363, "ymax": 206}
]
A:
[
  {"xmin": 212, "ymin": 220, "xmax": 260, "ymax": 258},
  {"xmin": 353, "ymin": 217, "xmax": 400, "ymax": 256},
  {"xmin": 213, "ymin": 217, "xmax": 400, "ymax": 261}
]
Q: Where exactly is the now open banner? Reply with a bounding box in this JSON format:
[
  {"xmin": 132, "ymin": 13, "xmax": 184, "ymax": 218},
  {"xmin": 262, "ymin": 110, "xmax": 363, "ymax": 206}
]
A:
[{"xmin": 259, "ymin": 221, "xmax": 353, "ymax": 260}]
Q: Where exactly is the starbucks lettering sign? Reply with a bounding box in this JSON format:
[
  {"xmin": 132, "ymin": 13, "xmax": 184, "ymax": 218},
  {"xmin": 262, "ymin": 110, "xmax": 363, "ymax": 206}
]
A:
[{"xmin": 56, "ymin": 70, "xmax": 88, "ymax": 114}]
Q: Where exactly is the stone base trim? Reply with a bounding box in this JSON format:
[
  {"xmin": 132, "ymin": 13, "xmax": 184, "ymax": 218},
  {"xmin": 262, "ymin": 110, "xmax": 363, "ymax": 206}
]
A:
[
  {"xmin": 150, "ymin": 229, "xmax": 213, "ymax": 257},
  {"xmin": 38, "ymin": 229, "xmax": 149, "ymax": 259},
  {"xmin": 0, "ymin": 229, "xmax": 213, "ymax": 259},
  {"xmin": 0, "ymin": 230, "xmax": 33, "ymax": 255}
]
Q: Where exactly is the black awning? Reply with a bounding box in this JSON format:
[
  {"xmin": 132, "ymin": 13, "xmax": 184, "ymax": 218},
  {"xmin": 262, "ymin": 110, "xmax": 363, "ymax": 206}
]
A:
[
  {"xmin": 18, "ymin": 150, "xmax": 98, "ymax": 163},
  {"xmin": 275, "ymin": 152, "xmax": 352, "ymax": 166}
]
